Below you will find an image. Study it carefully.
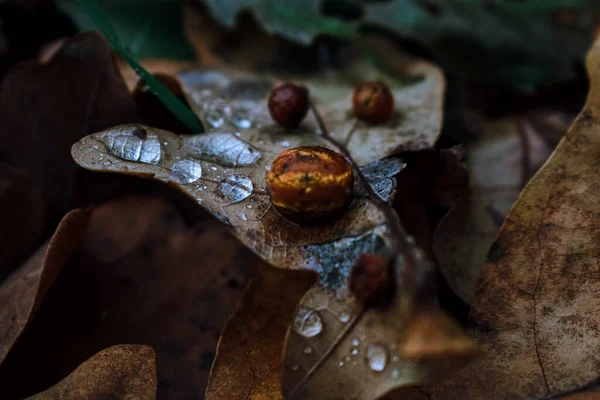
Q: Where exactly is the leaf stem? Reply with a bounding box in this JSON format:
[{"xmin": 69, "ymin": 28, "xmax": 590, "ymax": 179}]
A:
[{"xmin": 309, "ymin": 101, "xmax": 418, "ymax": 298}]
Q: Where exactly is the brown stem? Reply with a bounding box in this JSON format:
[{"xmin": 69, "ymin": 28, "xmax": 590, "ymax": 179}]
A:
[{"xmin": 309, "ymin": 101, "xmax": 419, "ymax": 297}]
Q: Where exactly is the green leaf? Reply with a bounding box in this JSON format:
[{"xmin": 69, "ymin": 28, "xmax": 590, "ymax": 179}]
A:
[
  {"xmin": 201, "ymin": 0, "xmax": 600, "ymax": 91},
  {"xmin": 74, "ymin": 0, "xmax": 204, "ymax": 132},
  {"xmin": 58, "ymin": 0, "xmax": 195, "ymax": 60}
]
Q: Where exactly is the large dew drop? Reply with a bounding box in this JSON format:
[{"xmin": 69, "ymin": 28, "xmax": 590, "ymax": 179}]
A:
[
  {"xmin": 230, "ymin": 107, "xmax": 252, "ymax": 129},
  {"xmin": 170, "ymin": 159, "xmax": 202, "ymax": 184},
  {"xmin": 184, "ymin": 133, "xmax": 260, "ymax": 167},
  {"xmin": 292, "ymin": 307, "xmax": 323, "ymax": 338},
  {"xmin": 103, "ymin": 127, "xmax": 161, "ymax": 165},
  {"xmin": 205, "ymin": 103, "xmax": 228, "ymax": 128},
  {"xmin": 366, "ymin": 343, "xmax": 388, "ymax": 372},
  {"xmin": 219, "ymin": 174, "xmax": 253, "ymax": 203}
]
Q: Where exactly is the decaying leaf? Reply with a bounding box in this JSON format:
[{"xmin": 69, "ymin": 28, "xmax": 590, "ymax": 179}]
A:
[
  {"xmin": 206, "ymin": 265, "xmax": 315, "ymax": 399},
  {"xmin": 0, "ymin": 163, "xmax": 44, "ymax": 277},
  {"xmin": 434, "ymin": 113, "xmax": 572, "ymax": 303},
  {"xmin": 0, "ymin": 208, "xmax": 89, "ymax": 366},
  {"xmin": 72, "ymin": 40, "xmax": 442, "ymax": 285},
  {"xmin": 26, "ymin": 344, "xmax": 157, "ymax": 400},
  {"xmin": 0, "ymin": 195, "xmax": 253, "ymax": 399},
  {"xmin": 402, "ymin": 35, "xmax": 600, "ymax": 399},
  {"xmin": 0, "ymin": 31, "xmax": 139, "ymax": 228}
]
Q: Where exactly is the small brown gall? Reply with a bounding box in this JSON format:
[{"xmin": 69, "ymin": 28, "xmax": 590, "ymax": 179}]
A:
[
  {"xmin": 268, "ymin": 83, "xmax": 309, "ymax": 129},
  {"xmin": 352, "ymin": 81, "xmax": 394, "ymax": 125},
  {"xmin": 266, "ymin": 146, "xmax": 353, "ymax": 221},
  {"xmin": 349, "ymin": 254, "xmax": 394, "ymax": 307}
]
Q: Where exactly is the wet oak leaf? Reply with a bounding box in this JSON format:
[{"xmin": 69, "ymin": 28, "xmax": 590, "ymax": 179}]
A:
[
  {"xmin": 433, "ymin": 113, "xmax": 571, "ymax": 304},
  {"xmin": 26, "ymin": 344, "xmax": 157, "ymax": 400},
  {"xmin": 206, "ymin": 265, "xmax": 316, "ymax": 399},
  {"xmin": 72, "ymin": 43, "xmax": 442, "ymax": 288},
  {"xmin": 0, "ymin": 208, "xmax": 89, "ymax": 366},
  {"xmin": 405, "ymin": 36, "xmax": 600, "ymax": 399}
]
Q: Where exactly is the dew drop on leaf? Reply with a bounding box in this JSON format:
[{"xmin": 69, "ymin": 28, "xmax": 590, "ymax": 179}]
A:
[
  {"xmin": 230, "ymin": 107, "xmax": 252, "ymax": 129},
  {"xmin": 219, "ymin": 174, "xmax": 253, "ymax": 203},
  {"xmin": 205, "ymin": 103, "xmax": 228, "ymax": 128},
  {"xmin": 303, "ymin": 346, "xmax": 313, "ymax": 355},
  {"xmin": 185, "ymin": 133, "xmax": 261, "ymax": 167},
  {"xmin": 169, "ymin": 159, "xmax": 202, "ymax": 184},
  {"xmin": 366, "ymin": 343, "xmax": 388, "ymax": 372},
  {"xmin": 104, "ymin": 131, "xmax": 161, "ymax": 164},
  {"xmin": 351, "ymin": 348, "xmax": 359, "ymax": 356},
  {"xmin": 292, "ymin": 307, "xmax": 323, "ymax": 338},
  {"xmin": 351, "ymin": 338, "xmax": 360, "ymax": 346},
  {"xmin": 339, "ymin": 311, "xmax": 351, "ymax": 323},
  {"xmin": 391, "ymin": 369, "xmax": 400, "ymax": 379}
]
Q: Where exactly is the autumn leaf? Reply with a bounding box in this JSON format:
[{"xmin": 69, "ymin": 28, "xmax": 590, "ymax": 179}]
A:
[
  {"xmin": 394, "ymin": 34, "xmax": 600, "ymax": 399},
  {"xmin": 0, "ymin": 208, "xmax": 89, "ymax": 366},
  {"xmin": 434, "ymin": 112, "xmax": 573, "ymax": 303},
  {"xmin": 26, "ymin": 344, "xmax": 157, "ymax": 400}
]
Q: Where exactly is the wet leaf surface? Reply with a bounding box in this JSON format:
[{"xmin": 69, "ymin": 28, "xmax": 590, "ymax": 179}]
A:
[
  {"xmin": 206, "ymin": 265, "xmax": 315, "ymax": 399},
  {"xmin": 26, "ymin": 344, "xmax": 157, "ymax": 400},
  {"xmin": 400, "ymin": 36, "xmax": 600, "ymax": 400},
  {"xmin": 433, "ymin": 113, "xmax": 572, "ymax": 303},
  {"xmin": 0, "ymin": 208, "xmax": 89, "ymax": 366},
  {"xmin": 0, "ymin": 195, "xmax": 253, "ymax": 400}
]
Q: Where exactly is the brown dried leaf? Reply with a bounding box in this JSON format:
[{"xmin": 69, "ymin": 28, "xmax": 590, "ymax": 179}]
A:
[
  {"xmin": 0, "ymin": 195, "xmax": 253, "ymax": 399},
  {"xmin": 434, "ymin": 113, "xmax": 572, "ymax": 304},
  {"xmin": 406, "ymin": 35, "xmax": 600, "ymax": 399},
  {"xmin": 0, "ymin": 31, "xmax": 139, "ymax": 228},
  {"xmin": 25, "ymin": 344, "xmax": 157, "ymax": 400},
  {"xmin": 0, "ymin": 163, "xmax": 44, "ymax": 276},
  {"xmin": 0, "ymin": 208, "xmax": 89, "ymax": 366},
  {"xmin": 206, "ymin": 265, "xmax": 316, "ymax": 399}
]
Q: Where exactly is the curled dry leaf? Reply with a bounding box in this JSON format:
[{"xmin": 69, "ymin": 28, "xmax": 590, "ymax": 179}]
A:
[
  {"xmin": 434, "ymin": 113, "xmax": 572, "ymax": 304},
  {"xmin": 402, "ymin": 35, "xmax": 600, "ymax": 399},
  {"xmin": 25, "ymin": 344, "xmax": 157, "ymax": 400},
  {"xmin": 0, "ymin": 208, "xmax": 89, "ymax": 366},
  {"xmin": 0, "ymin": 163, "xmax": 44, "ymax": 277},
  {"xmin": 206, "ymin": 265, "xmax": 316, "ymax": 399},
  {"xmin": 0, "ymin": 195, "xmax": 253, "ymax": 399},
  {"xmin": 0, "ymin": 31, "xmax": 139, "ymax": 228}
]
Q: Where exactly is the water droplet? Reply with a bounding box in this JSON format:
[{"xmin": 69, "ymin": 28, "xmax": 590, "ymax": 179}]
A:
[
  {"xmin": 103, "ymin": 127, "xmax": 161, "ymax": 164},
  {"xmin": 210, "ymin": 166, "xmax": 217, "ymax": 171},
  {"xmin": 351, "ymin": 348, "xmax": 359, "ymax": 356},
  {"xmin": 391, "ymin": 369, "xmax": 400, "ymax": 379},
  {"xmin": 92, "ymin": 145, "xmax": 99, "ymax": 149},
  {"xmin": 406, "ymin": 235, "xmax": 415, "ymax": 244},
  {"xmin": 292, "ymin": 307, "xmax": 323, "ymax": 338},
  {"xmin": 219, "ymin": 175, "xmax": 253, "ymax": 204},
  {"xmin": 289, "ymin": 364, "xmax": 299, "ymax": 372},
  {"xmin": 265, "ymin": 165, "xmax": 271, "ymax": 172},
  {"xmin": 351, "ymin": 338, "xmax": 360, "ymax": 347},
  {"xmin": 345, "ymin": 356, "xmax": 351, "ymax": 362},
  {"xmin": 246, "ymin": 205, "xmax": 253, "ymax": 209},
  {"xmin": 339, "ymin": 361, "xmax": 345, "ymax": 367},
  {"xmin": 339, "ymin": 312, "xmax": 351, "ymax": 323},
  {"xmin": 303, "ymin": 346, "xmax": 313, "ymax": 355},
  {"xmin": 205, "ymin": 103, "xmax": 228, "ymax": 128},
  {"xmin": 230, "ymin": 108, "xmax": 252, "ymax": 129},
  {"xmin": 281, "ymin": 140, "xmax": 290, "ymax": 147},
  {"xmin": 391, "ymin": 355, "xmax": 399, "ymax": 362},
  {"xmin": 366, "ymin": 343, "xmax": 388, "ymax": 372},
  {"xmin": 169, "ymin": 159, "xmax": 202, "ymax": 184},
  {"xmin": 203, "ymin": 185, "xmax": 208, "ymax": 190},
  {"xmin": 185, "ymin": 133, "xmax": 261, "ymax": 167},
  {"xmin": 389, "ymin": 344, "xmax": 397, "ymax": 351},
  {"xmin": 163, "ymin": 141, "xmax": 168, "ymax": 145}
]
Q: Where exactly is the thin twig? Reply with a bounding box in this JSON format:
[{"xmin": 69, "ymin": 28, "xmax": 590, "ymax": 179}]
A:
[{"xmin": 309, "ymin": 101, "xmax": 419, "ymax": 295}]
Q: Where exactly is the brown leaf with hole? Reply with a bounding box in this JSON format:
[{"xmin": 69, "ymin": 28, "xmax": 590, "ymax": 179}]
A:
[
  {"xmin": 0, "ymin": 163, "xmax": 44, "ymax": 276},
  {"xmin": 433, "ymin": 113, "xmax": 572, "ymax": 304},
  {"xmin": 0, "ymin": 31, "xmax": 139, "ymax": 228},
  {"xmin": 206, "ymin": 265, "xmax": 315, "ymax": 399},
  {"xmin": 0, "ymin": 208, "xmax": 89, "ymax": 366},
  {"xmin": 0, "ymin": 195, "xmax": 253, "ymax": 399},
  {"xmin": 25, "ymin": 344, "xmax": 157, "ymax": 400},
  {"xmin": 400, "ymin": 35, "xmax": 600, "ymax": 399}
]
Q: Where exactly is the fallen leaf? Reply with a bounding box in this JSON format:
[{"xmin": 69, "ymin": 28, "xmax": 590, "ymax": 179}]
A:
[
  {"xmin": 26, "ymin": 344, "xmax": 157, "ymax": 400},
  {"xmin": 206, "ymin": 265, "xmax": 315, "ymax": 399},
  {"xmin": 0, "ymin": 208, "xmax": 89, "ymax": 366},
  {"xmin": 0, "ymin": 195, "xmax": 254, "ymax": 399},
  {"xmin": 0, "ymin": 31, "xmax": 139, "ymax": 228},
  {"xmin": 400, "ymin": 34, "xmax": 600, "ymax": 399},
  {"xmin": 434, "ymin": 112, "xmax": 573, "ymax": 304},
  {"xmin": 0, "ymin": 163, "xmax": 44, "ymax": 277}
]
